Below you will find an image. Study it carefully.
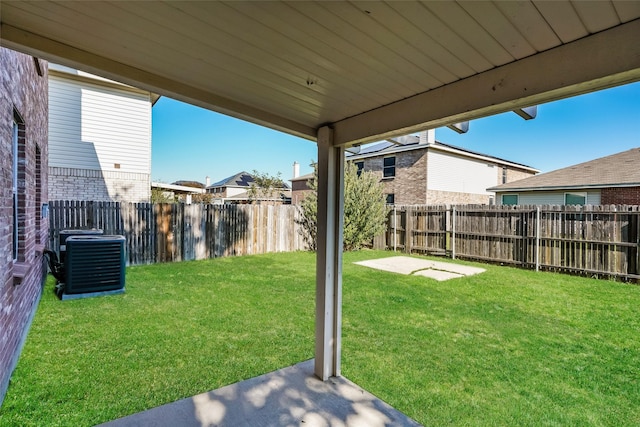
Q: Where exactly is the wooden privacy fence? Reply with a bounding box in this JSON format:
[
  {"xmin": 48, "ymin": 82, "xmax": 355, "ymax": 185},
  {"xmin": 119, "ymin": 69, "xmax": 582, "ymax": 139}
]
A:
[
  {"xmin": 376, "ymin": 204, "xmax": 640, "ymax": 280},
  {"xmin": 49, "ymin": 201, "xmax": 307, "ymax": 265}
]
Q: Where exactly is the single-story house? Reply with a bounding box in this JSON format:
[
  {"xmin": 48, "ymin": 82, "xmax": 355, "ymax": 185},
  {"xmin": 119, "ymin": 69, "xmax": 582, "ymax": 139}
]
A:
[
  {"xmin": 207, "ymin": 171, "xmax": 291, "ymax": 204},
  {"xmin": 488, "ymin": 147, "xmax": 640, "ymax": 205},
  {"xmin": 151, "ymin": 181, "xmax": 207, "ymax": 204}
]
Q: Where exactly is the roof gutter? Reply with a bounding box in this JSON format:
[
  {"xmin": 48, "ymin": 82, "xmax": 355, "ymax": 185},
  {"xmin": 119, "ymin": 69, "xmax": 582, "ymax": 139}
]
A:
[{"xmin": 489, "ymin": 182, "xmax": 640, "ymax": 192}]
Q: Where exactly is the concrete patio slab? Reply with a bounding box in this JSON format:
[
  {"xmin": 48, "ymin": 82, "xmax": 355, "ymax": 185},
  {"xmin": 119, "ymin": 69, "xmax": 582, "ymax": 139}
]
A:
[
  {"xmin": 97, "ymin": 359, "xmax": 422, "ymax": 427},
  {"xmin": 412, "ymin": 269, "xmax": 463, "ymax": 281},
  {"xmin": 353, "ymin": 256, "xmax": 424, "ymax": 275},
  {"xmin": 354, "ymin": 256, "xmax": 485, "ymax": 281}
]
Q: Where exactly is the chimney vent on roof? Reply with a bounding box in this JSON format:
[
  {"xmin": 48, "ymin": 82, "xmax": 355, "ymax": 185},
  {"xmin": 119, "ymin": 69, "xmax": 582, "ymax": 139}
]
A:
[
  {"xmin": 419, "ymin": 129, "xmax": 436, "ymax": 145},
  {"xmin": 293, "ymin": 162, "xmax": 300, "ymax": 179},
  {"xmin": 205, "ymin": 176, "xmax": 210, "ymax": 187}
]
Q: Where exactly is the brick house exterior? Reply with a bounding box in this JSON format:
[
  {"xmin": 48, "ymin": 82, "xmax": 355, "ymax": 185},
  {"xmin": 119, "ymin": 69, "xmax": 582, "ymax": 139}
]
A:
[
  {"xmin": 0, "ymin": 48, "xmax": 49, "ymax": 406},
  {"xmin": 601, "ymin": 187, "xmax": 640, "ymax": 205},
  {"xmin": 489, "ymin": 147, "xmax": 640, "ymax": 206},
  {"xmin": 207, "ymin": 171, "xmax": 291, "ymax": 204},
  {"xmin": 290, "ymin": 173, "xmax": 313, "ymax": 205},
  {"xmin": 291, "ymin": 132, "xmax": 537, "ymax": 206}
]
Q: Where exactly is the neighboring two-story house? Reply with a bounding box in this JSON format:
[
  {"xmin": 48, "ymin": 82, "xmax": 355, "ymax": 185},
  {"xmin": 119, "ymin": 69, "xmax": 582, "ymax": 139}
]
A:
[
  {"xmin": 291, "ymin": 131, "xmax": 537, "ymax": 205},
  {"xmin": 0, "ymin": 47, "xmax": 49, "ymax": 406},
  {"xmin": 488, "ymin": 147, "xmax": 640, "ymax": 206},
  {"xmin": 48, "ymin": 64, "xmax": 158, "ymax": 202}
]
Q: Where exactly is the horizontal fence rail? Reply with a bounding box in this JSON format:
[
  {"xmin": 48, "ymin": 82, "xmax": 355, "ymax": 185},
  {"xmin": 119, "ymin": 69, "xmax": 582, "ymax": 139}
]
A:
[
  {"xmin": 49, "ymin": 201, "xmax": 307, "ymax": 266},
  {"xmin": 50, "ymin": 201, "xmax": 640, "ymax": 280},
  {"xmin": 375, "ymin": 204, "xmax": 640, "ymax": 281}
]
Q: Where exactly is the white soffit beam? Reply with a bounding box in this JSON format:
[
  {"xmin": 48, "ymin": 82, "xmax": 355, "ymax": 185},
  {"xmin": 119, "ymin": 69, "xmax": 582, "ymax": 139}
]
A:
[
  {"xmin": 513, "ymin": 106, "xmax": 538, "ymax": 120},
  {"xmin": 446, "ymin": 122, "xmax": 470, "ymax": 134},
  {"xmin": 0, "ymin": 23, "xmax": 317, "ymax": 142},
  {"xmin": 331, "ymin": 19, "xmax": 640, "ymax": 147}
]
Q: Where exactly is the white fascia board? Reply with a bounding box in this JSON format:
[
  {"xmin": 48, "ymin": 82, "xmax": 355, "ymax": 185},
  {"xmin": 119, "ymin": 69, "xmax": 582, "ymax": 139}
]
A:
[
  {"xmin": 49, "ymin": 65, "xmax": 154, "ymax": 98},
  {"xmin": 347, "ymin": 142, "xmax": 538, "ymax": 172},
  {"xmin": 346, "ymin": 143, "xmax": 424, "ymax": 160},
  {"xmin": 290, "ymin": 173, "xmax": 314, "ymax": 182},
  {"xmin": 151, "ymin": 182, "xmax": 205, "ymax": 193},
  {"xmin": 430, "ymin": 144, "xmax": 538, "ymax": 172},
  {"xmin": 489, "ymin": 182, "xmax": 640, "ymax": 192}
]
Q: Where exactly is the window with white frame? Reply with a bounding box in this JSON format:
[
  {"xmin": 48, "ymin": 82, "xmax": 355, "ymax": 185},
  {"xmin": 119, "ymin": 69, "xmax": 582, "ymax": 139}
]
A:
[
  {"xmin": 502, "ymin": 194, "xmax": 518, "ymax": 206},
  {"xmin": 565, "ymin": 192, "xmax": 586, "ymax": 205},
  {"xmin": 12, "ymin": 118, "xmax": 18, "ymax": 260},
  {"xmin": 383, "ymin": 156, "xmax": 395, "ymax": 178}
]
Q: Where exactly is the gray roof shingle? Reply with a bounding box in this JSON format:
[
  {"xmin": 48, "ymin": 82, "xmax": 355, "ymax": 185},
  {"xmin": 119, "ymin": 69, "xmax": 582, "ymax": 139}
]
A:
[
  {"xmin": 488, "ymin": 147, "xmax": 640, "ymax": 192},
  {"xmin": 211, "ymin": 171, "xmax": 254, "ymax": 188}
]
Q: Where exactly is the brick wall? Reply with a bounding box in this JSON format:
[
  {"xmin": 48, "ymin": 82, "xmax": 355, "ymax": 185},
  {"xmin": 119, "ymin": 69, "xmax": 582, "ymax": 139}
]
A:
[
  {"xmin": 296, "ymin": 148, "xmax": 535, "ymax": 206},
  {"xmin": 0, "ymin": 48, "xmax": 48, "ymax": 406},
  {"xmin": 498, "ymin": 167, "xmax": 535, "ymax": 184},
  {"xmin": 500, "ymin": 166, "xmax": 536, "ymax": 184},
  {"xmin": 291, "ymin": 178, "xmax": 312, "ymax": 205},
  {"xmin": 426, "ymin": 189, "xmax": 491, "ymax": 205},
  {"xmin": 601, "ymin": 187, "xmax": 640, "ymax": 205},
  {"xmin": 362, "ymin": 149, "xmax": 428, "ymax": 205},
  {"xmin": 48, "ymin": 167, "xmax": 150, "ymax": 202}
]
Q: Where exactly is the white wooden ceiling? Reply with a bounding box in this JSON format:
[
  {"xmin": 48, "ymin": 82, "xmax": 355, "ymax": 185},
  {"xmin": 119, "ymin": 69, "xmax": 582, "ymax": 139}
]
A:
[{"xmin": 2, "ymin": 1, "xmax": 639, "ymax": 146}]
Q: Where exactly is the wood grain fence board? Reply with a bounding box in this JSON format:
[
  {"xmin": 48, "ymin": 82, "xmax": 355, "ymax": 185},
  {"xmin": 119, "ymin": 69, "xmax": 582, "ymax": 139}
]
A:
[
  {"xmin": 375, "ymin": 204, "xmax": 640, "ymax": 280},
  {"xmin": 49, "ymin": 201, "xmax": 637, "ymax": 279}
]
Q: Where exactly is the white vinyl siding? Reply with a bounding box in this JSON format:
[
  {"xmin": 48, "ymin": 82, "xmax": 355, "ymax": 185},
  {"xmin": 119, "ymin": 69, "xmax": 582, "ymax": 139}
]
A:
[
  {"xmin": 49, "ymin": 74, "xmax": 151, "ymax": 174},
  {"xmin": 428, "ymin": 151, "xmax": 497, "ymax": 195},
  {"xmin": 225, "ymin": 187, "xmax": 247, "ymax": 197},
  {"xmin": 497, "ymin": 191, "xmax": 601, "ymax": 205}
]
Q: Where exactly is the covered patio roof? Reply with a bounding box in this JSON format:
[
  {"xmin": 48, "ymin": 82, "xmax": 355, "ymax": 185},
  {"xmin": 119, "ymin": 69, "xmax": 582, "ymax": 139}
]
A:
[
  {"xmin": 2, "ymin": 1, "xmax": 639, "ymax": 422},
  {"xmin": 2, "ymin": 1, "xmax": 639, "ymax": 146}
]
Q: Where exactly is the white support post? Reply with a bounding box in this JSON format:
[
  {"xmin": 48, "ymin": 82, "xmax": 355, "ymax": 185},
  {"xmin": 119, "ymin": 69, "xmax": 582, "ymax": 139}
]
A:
[{"xmin": 314, "ymin": 126, "xmax": 344, "ymax": 381}]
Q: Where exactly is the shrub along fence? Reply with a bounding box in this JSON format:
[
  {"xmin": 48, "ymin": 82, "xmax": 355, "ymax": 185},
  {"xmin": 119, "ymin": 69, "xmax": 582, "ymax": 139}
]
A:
[
  {"xmin": 49, "ymin": 201, "xmax": 307, "ymax": 266},
  {"xmin": 375, "ymin": 204, "xmax": 640, "ymax": 281}
]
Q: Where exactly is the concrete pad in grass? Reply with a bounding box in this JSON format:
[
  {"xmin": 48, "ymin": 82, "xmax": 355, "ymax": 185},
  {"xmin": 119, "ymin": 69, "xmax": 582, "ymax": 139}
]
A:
[{"xmin": 355, "ymin": 256, "xmax": 485, "ymax": 281}]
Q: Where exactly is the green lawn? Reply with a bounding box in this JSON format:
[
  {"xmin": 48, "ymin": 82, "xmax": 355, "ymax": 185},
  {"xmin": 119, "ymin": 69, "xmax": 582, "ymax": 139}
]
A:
[{"xmin": 1, "ymin": 251, "xmax": 639, "ymax": 426}]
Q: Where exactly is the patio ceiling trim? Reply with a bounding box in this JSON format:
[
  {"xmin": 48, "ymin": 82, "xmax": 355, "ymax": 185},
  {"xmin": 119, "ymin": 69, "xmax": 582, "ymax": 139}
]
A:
[
  {"xmin": 331, "ymin": 19, "xmax": 640, "ymax": 147},
  {"xmin": 0, "ymin": 23, "xmax": 317, "ymax": 142}
]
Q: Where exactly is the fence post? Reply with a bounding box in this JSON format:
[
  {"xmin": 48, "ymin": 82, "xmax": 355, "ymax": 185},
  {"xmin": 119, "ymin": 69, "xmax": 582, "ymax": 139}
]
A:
[
  {"xmin": 393, "ymin": 205, "xmax": 397, "ymax": 252},
  {"xmin": 405, "ymin": 206, "xmax": 413, "ymax": 254},
  {"xmin": 536, "ymin": 206, "xmax": 540, "ymax": 271},
  {"xmin": 452, "ymin": 206, "xmax": 456, "ymax": 259}
]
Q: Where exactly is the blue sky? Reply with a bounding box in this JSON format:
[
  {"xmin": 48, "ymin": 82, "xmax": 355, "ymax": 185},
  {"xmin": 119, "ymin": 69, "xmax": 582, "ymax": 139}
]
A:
[{"xmin": 152, "ymin": 81, "xmax": 640, "ymax": 184}]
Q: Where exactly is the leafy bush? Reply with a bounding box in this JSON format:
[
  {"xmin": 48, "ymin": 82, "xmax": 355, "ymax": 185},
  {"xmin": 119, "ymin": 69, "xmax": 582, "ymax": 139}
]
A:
[{"xmin": 298, "ymin": 162, "xmax": 388, "ymax": 251}]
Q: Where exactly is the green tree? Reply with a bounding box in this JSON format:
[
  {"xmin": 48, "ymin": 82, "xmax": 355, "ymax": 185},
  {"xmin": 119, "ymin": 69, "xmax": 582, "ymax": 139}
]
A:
[
  {"xmin": 174, "ymin": 181, "xmax": 213, "ymax": 204},
  {"xmin": 298, "ymin": 162, "xmax": 388, "ymax": 251},
  {"xmin": 247, "ymin": 170, "xmax": 285, "ymax": 203},
  {"xmin": 150, "ymin": 187, "xmax": 175, "ymax": 203}
]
